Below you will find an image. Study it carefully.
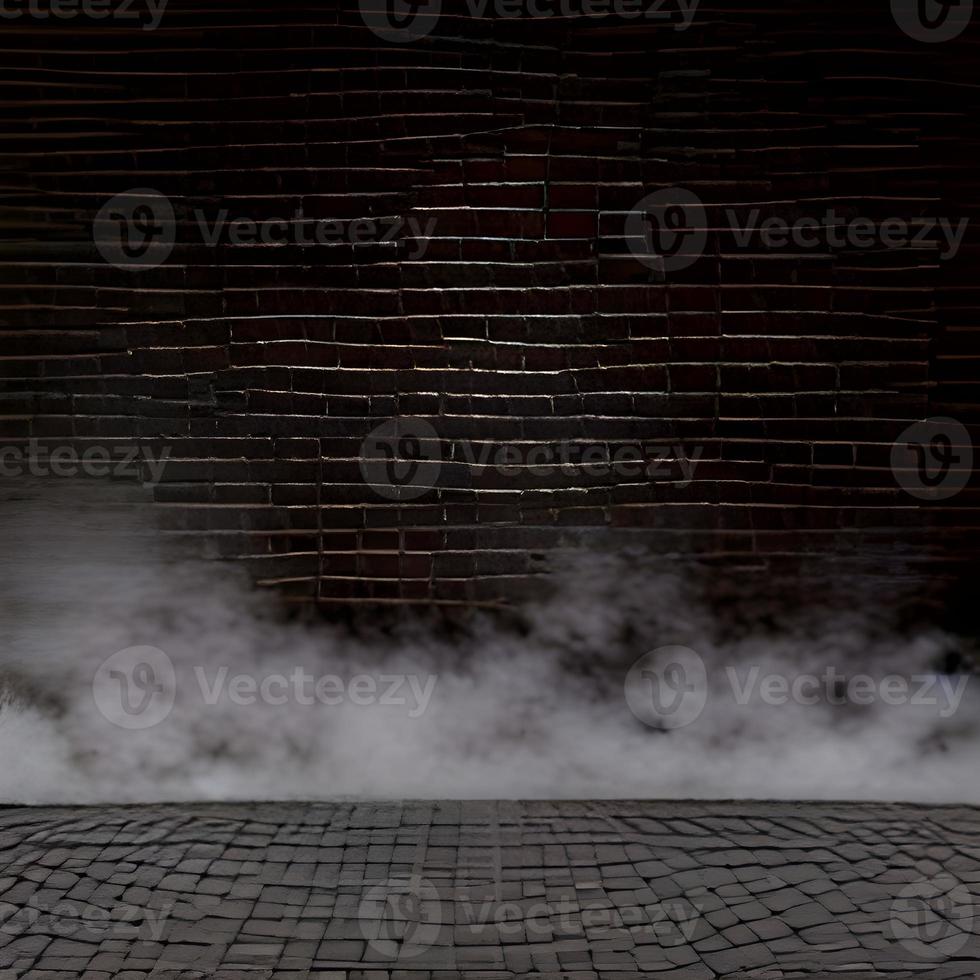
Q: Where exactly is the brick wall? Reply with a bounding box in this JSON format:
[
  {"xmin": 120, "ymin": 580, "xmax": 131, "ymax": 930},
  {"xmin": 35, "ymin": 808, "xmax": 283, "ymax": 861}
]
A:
[{"xmin": 2, "ymin": 0, "xmax": 978, "ymax": 606}]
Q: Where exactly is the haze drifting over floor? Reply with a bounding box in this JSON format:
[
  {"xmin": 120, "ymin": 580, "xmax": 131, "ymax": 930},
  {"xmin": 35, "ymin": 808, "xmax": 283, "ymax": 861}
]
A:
[{"xmin": 1, "ymin": 478, "xmax": 977, "ymax": 804}]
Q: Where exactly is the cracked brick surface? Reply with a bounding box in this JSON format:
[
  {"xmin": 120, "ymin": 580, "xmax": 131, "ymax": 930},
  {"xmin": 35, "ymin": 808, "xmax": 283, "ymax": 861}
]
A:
[
  {"xmin": 0, "ymin": 801, "xmax": 978, "ymax": 978},
  {"xmin": 3, "ymin": 1, "xmax": 979, "ymax": 607}
]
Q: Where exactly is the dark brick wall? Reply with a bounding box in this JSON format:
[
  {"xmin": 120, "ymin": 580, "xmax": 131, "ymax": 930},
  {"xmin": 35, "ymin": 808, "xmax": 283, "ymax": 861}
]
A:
[{"xmin": 2, "ymin": 0, "xmax": 978, "ymax": 606}]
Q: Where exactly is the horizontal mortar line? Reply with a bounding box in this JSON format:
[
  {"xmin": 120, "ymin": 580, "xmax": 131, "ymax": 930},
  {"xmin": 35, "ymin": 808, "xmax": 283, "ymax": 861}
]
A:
[
  {"xmin": 640, "ymin": 137, "xmax": 925, "ymax": 150},
  {"xmin": 257, "ymin": 546, "xmax": 537, "ymax": 556},
  {"xmin": 196, "ymin": 525, "xmax": 978, "ymax": 537},
  {"xmin": 264, "ymin": 468, "xmax": 772, "ymax": 478},
  {"xmin": 192, "ymin": 484, "xmax": 877, "ymax": 500},
  {"xmin": 293, "ymin": 597, "xmax": 508, "ymax": 608},
  {"xmin": 706, "ymin": 255, "xmax": 946, "ymax": 266},
  {"xmin": 0, "ymin": 279, "xmax": 617, "ymax": 291},
  {"xmin": 0, "ymin": 305, "xmax": 132, "ymax": 313},
  {"xmin": 6, "ymin": 167, "xmax": 430, "ymax": 178},
  {"xmin": 0, "ymin": 328, "xmax": 102, "ymax": 336},
  {"xmin": 3, "ymin": 109, "xmax": 586, "ymax": 127},
  {"xmin": 4, "ymin": 408, "xmax": 936, "ymax": 425},
  {"xmin": 119, "ymin": 311, "xmax": 925, "ymax": 323},
  {"xmin": 5, "ymin": 30, "xmax": 566, "ymax": 52},
  {"xmin": 268, "ymin": 573, "xmax": 538, "ymax": 587},
  {"xmin": 0, "ymin": 353, "xmax": 109, "ymax": 362},
  {"xmin": 184, "ymin": 524, "xmax": 974, "ymax": 537},
  {"xmin": 0, "ymin": 159, "xmax": 931, "ymax": 178},
  {"xmin": 0, "ymin": 83, "xmax": 528, "ymax": 103},
  {"xmin": 259, "ymin": 340, "xmax": 637, "ymax": 349},
  {"xmin": 152, "ymin": 500, "xmax": 968, "ymax": 511},
  {"xmin": 69, "ymin": 395, "xmax": 903, "ymax": 416},
  {"xmin": 0, "ymin": 284, "xmax": 934, "ymax": 298},
  {"xmin": 826, "ymin": 72, "xmax": 980, "ymax": 91},
  {"xmin": 0, "ymin": 58, "xmax": 561, "ymax": 77},
  {"xmin": 3, "ymin": 193, "xmax": 422, "ymax": 206},
  {"xmin": 724, "ymin": 194, "xmax": 957, "ymax": 206},
  {"xmin": 0, "ymin": 166, "xmax": 477, "ymax": 179},
  {"xmin": 190, "ymin": 341, "xmax": 449, "ymax": 350},
  {"xmin": 717, "ymin": 333, "xmax": 927, "ymax": 340},
  {"xmin": 601, "ymin": 231, "xmax": 951, "ymax": 243},
  {"xmin": 2, "ymin": 155, "xmax": 945, "ymax": 173},
  {"xmin": 0, "ymin": 111, "xmax": 515, "ymax": 128},
  {"xmin": 415, "ymin": 206, "xmax": 554, "ymax": 212},
  {"xmin": 207, "ymin": 361, "xmax": 898, "ymax": 379},
  {"xmin": 222, "ymin": 532, "xmax": 949, "ymax": 562},
  {"xmin": 142, "ymin": 347, "xmax": 921, "ymax": 359},
  {"xmin": 221, "ymin": 343, "xmax": 926, "ymax": 365},
  {"xmin": 0, "ymin": 126, "xmax": 548, "ymax": 157},
  {"xmin": 0, "ymin": 93, "xmax": 529, "ymax": 111},
  {"xmin": 0, "ymin": 116, "xmax": 915, "ymax": 143},
  {"xmin": 79, "ymin": 431, "xmax": 943, "ymax": 443},
  {"xmin": 3, "ymin": 438, "xmax": 933, "ymax": 450}
]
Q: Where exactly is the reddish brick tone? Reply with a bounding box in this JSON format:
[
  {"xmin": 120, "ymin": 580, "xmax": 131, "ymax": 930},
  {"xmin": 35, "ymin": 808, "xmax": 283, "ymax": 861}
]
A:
[{"xmin": 1, "ymin": 1, "xmax": 978, "ymax": 605}]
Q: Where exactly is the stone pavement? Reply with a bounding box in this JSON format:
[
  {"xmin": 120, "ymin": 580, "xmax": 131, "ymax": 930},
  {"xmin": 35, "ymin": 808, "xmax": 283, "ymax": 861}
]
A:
[{"xmin": 0, "ymin": 801, "xmax": 977, "ymax": 979}]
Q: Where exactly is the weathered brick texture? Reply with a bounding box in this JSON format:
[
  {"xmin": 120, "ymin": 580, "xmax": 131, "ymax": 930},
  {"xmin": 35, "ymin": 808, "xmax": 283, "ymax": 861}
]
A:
[{"xmin": 1, "ymin": 0, "xmax": 978, "ymax": 605}]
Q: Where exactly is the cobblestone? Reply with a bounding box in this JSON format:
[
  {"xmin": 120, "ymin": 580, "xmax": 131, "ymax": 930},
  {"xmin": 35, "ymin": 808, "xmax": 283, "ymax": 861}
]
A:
[{"xmin": 0, "ymin": 802, "xmax": 977, "ymax": 978}]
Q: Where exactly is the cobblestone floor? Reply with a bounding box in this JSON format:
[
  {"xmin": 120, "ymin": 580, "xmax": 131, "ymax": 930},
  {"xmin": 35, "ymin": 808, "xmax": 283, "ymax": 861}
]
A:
[{"xmin": 0, "ymin": 801, "xmax": 977, "ymax": 979}]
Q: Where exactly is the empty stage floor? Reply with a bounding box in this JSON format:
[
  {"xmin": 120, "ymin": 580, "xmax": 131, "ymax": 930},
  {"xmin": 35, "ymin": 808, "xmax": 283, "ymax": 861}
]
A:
[{"xmin": 0, "ymin": 801, "xmax": 978, "ymax": 979}]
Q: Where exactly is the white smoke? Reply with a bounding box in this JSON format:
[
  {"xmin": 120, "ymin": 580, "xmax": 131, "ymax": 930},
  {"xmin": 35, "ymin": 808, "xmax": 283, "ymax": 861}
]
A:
[{"xmin": 1, "ymin": 477, "xmax": 977, "ymax": 804}]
